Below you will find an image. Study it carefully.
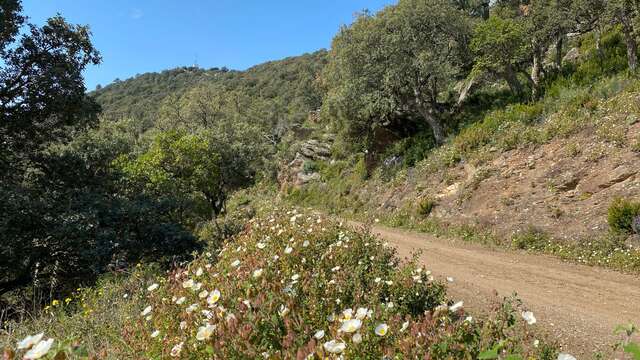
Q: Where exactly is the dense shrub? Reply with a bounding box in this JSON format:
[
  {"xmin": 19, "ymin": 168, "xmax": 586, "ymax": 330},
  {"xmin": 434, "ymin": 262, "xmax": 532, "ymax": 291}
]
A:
[
  {"xmin": 303, "ymin": 160, "xmax": 319, "ymax": 174},
  {"xmin": 417, "ymin": 198, "xmax": 437, "ymax": 217},
  {"xmin": 0, "ymin": 210, "xmax": 558, "ymax": 358},
  {"xmin": 608, "ymin": 198, "xmax": 640, "ymax": 234}
]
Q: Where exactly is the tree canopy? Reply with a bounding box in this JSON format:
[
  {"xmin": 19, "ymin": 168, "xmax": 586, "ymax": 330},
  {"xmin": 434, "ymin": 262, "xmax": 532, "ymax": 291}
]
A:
[{"xmin": 323, "ymin": 0, "xmax": 473, "ymax": 146}]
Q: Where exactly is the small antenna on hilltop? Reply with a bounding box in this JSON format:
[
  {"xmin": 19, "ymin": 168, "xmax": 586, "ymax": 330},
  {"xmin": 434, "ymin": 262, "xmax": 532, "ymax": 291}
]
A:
[{"xmin": 194, "ymin": 53, "xmax": 199, "ymax": 68}]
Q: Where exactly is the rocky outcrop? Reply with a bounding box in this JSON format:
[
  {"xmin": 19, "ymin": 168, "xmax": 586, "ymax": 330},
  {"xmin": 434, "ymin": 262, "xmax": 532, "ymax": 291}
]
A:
[{"xmin": 278, "ymin": 139, "xmax": 332, "ymax": 190}]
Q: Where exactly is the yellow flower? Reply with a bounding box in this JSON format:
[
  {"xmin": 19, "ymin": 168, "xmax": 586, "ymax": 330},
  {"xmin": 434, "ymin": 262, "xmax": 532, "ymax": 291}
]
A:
[
  {"xmin": 51, "ymin": 300, "xmax": 60, "ymax": 306},
  {"xmin": 64, "ymin": 298, "xmax": 72, "ymax": 304}
]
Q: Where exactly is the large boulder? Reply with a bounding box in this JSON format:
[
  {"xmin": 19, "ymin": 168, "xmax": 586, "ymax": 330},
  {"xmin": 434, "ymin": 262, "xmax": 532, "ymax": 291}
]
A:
[{"xmin": 278, "ymin": 139, "xmax": 332, "ymax": 190}]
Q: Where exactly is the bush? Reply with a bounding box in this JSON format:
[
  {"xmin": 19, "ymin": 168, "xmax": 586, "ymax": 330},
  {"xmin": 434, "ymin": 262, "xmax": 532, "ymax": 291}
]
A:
[
  {"xmin": 1, "ymin": 210, "xmax": 558, "ymax": 359},
  {"xmin": 303, "ymin": 160, "xmax": 319, "ymax": 174},
  {"xmin": 417, "ymin": 198, "xmax": 436, "ymax": 217},
  {"xmin": 608, "ymin": 198, "xmax": 640, "ymax": 234},
  {"xmin": 512, "ymin": 226, "xmax": 550, "ymax": 251}
]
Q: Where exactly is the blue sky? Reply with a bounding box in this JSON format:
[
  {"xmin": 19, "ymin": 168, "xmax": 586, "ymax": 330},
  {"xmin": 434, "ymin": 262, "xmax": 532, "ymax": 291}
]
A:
[{"xmin": 22, "ymin": 1, "xmax": 395, "ymax": 90}]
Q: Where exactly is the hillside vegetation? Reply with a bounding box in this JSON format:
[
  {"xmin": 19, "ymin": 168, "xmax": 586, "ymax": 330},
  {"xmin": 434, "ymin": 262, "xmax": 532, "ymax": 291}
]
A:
[{"xmin": 3, "ymin": 0, "xmax": 640, "ymax": 358}]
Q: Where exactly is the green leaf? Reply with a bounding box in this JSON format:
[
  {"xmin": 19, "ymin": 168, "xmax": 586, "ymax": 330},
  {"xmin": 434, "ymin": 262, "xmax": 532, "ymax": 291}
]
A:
[
  {"xmin": 478, "ymin": 349, "xmax": 499, "ymax": 359},
  {"xmin": 505, "ymin": 355, "xmax": 523, "ymax": 360},
  {"xmin": 624, "ymin": 342, "xmax": 640, "ymax": 360}
]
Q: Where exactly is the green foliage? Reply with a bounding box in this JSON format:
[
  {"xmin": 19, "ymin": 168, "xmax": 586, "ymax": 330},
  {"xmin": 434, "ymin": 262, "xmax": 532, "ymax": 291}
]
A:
[
  {"xmin": 303, "ymin": 160, "xmax": 319, "ymax": 174},
  {"xmin": 0, "ymin": 3, "xmax": 200, "ymax": 311},
  {"xmin": 323, "ymin": 0, "xmax": 472, "ymax": 145},
  {"xmin": 512, "ymin": 227, "xmax": 551, "ymax": 251},
  {"xmin": 608, "ymin": 198, "xmax": 640, "ymax": 234},
  {"xmin": 94, "ymin": 51, "xmax": 328, "ymax": 138},
  {"xmin": 1, "ymin": 210, "xmax": 555, "ymax": 358},
  {"xmin": 417, "ymin": 198, "xmax": 437, "ymax": 217},
  {"xmin": 471, "ymin": 15, "xmax": 530, "ymax": 74},
  {"xmin": 571, "ymin": 29, "xmax": 629, "ymax": 85}
]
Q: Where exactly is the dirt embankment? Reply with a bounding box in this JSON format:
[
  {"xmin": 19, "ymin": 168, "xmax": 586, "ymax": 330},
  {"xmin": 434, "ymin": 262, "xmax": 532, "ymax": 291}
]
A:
[{"xmin": 368, "ymin": 122, "xmax": 640, "ymax": 242}]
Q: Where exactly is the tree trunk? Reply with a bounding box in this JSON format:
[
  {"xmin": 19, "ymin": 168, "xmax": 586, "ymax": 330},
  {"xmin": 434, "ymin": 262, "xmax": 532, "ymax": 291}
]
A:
[
  {"xmin": 619, "ymin": 14, "xmax": 638, "ymax": 71},
  {"xmin": 531, "ymin": 47, "xmax": 542, "ymax": 99},
  {"xmin": 502, "ymin": 65, "xmax": 524, "ymax": 98},
  {"xmin": 418, "ymin": 107, "xmax": 446, "ymax": 145},
  {"xmin": 456, "ymin": 76, "xmax": 477, "ymax": 106},
  {"xmin": 555, "ymin": 37, "xmax": 563, "ymax": 69}
]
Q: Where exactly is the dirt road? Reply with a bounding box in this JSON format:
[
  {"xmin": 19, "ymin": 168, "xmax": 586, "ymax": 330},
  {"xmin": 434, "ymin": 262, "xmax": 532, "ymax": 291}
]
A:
[{"xmin": 352, "ymin": 222, "xmax": 640, "ymax": 357}]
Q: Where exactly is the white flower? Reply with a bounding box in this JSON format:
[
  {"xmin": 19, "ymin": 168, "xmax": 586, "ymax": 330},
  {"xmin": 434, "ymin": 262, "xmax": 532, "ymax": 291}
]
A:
[
  {"xmin": 231, "ymin": 259, "xmax": 241, "ymax": 267},
  {"xmin": 331, "ymin": 266, "xmax": 341, "ymax": 272},
  {"xmin": 207, "ymin": 289, "xmax": 221, "ymax": 305},
  {"xmin": 303, "ymin": 240, "xmax": 310, "ymax": 247},
  {"xmin": 352, "ymin": 332, "xmax": 362, "ymax": 344},
  {"xmin": 557, "ymin": 354, "xmax": 576, "ymax": 360},
  {"xmin": 257, "ymin": 242, "xmax": 267, "ymax": 249},
  {"xmin": 23, "ymin": 338, "xmax": 54, "ymax": 359},
  {"xmin": 186, "ymin": 303, "xmax": 199, "ymax": 313},
  {"xmin": 314, "ymin": 330, "xmax": 325, "ymax": 339},
  {"xmin": 521, "ymin": 311, "xmax": 537, "ymax": 325},
  {"xmin": 199, "ymin": 290, "xmax": 209, "ymax": 299},
  {"xmin": 323, "ymin": 340, "xmax": 346, "ymax": 354},
  {"xmin": 196, "ymin": 324, "xmax": 216, "ymax": 341},
  {"xmin": 170, "ymin": 342, "xmax": 184, "ymax": 357},
  {"xmin": 374, "ymin": 277, "xmax": 382, "ymax": 283},
  {"xmin": 253, "ymin": 268, "xmax": 264, "ymax": 278},
  {"xmin": 385, "ymin": 280, "xmax": 393, "ymax": 286},
  {"xmin": 340, "ymin": 319, "xmax": 362, "ymax": 333},
  {"xmin": 147, "ymin": 283, "xmax": 159, "ymax": 292},
  {"xmin": 400, "ymin": 321, "xmax": 409, "ymax": 332},
  {"xmin": 355, "ymin": 307, "xmax": 369, "ymax": 320},
  {"xmin": 342, "ymin": 308, "xmax": 353, "ymax": 320},
  {"xmin": 195, "ymin": 267, "xmax": 204, "ymax": 277},
  {"xmin": 150, "ymin": 330, "xmax": 160, "ymax": 338},
  {"xmin": 374, "ymin": 323, "xmax": 389, "ymax": 336},
  {"xmin": 533, "ymin": 339, "xmax": 540, "ymax": 347},
  {"xmin": 179, "ymin": 321, "xmax": 187, "ymax": 330},
  {"xmin": 141, "ymin": 306, "xmax": 152, "ymax": 316},
  {"xmin": 176, "ymin": 296, "xmax": 186, "ymax": 305},
  {"xmin": 278, "ymin": 304, "xmax": 289, "ymax": 317},
  {"xmin": 449, "ymin": 301, "xmax": 464, "ymax": 312},
  {"xmin": 465, "ymin": 316, "xmax": 473, "ymax": 323},
  {"xmin": 291, "ymin": 274, "xmax": 300, "ymax": 281},
  {"xmin": 17, "ymin": 333, "xmax": 44, "ymax": 350},
  {"xmin": 182, "ymin": 279, "xmax": 194, "ymax": 289},
  {"xmin": 192, "ymin": 282, "xmax": 202, "ymax": 291},
  {"xmin": 284, "ymin": 246, "xmax": 293, "ymax": 254},
  {"xmin": 446, "ymin": 277, "xmax": 454, "ymax": 282}
]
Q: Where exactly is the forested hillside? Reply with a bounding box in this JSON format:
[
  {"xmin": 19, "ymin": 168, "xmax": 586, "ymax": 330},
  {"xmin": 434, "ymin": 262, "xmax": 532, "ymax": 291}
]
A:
[{"xmin": 93, "ymin": 51, "xmax": 327, "ymax": 134}]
